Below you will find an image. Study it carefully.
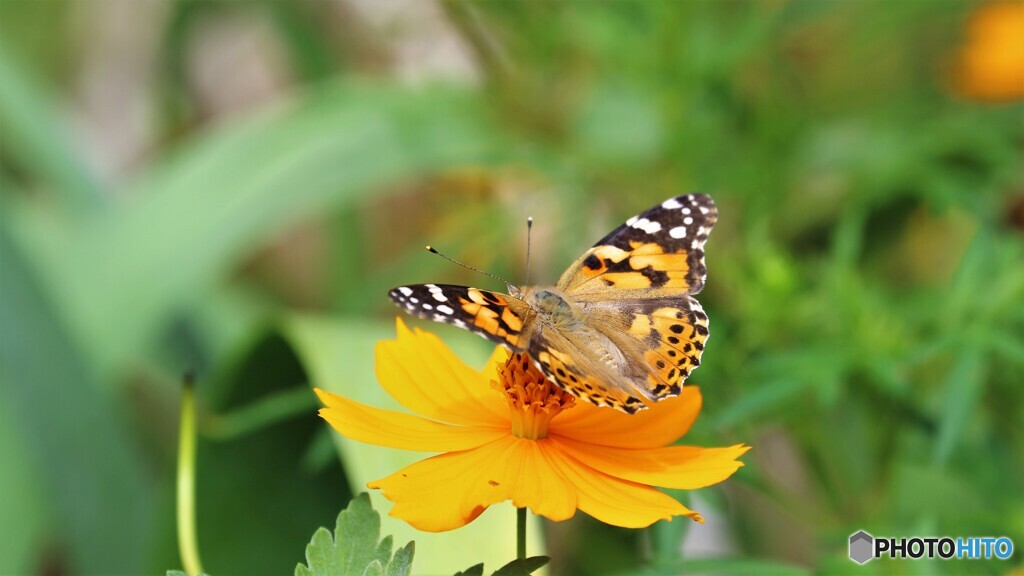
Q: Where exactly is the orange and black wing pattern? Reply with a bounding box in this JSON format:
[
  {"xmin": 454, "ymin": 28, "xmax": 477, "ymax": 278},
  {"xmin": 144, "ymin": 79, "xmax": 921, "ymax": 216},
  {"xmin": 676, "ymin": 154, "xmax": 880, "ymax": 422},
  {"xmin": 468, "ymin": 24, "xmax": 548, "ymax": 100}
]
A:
[
  {"xmin": 557, "ymin": 194, "xmax": 718, "ymax": 300},
  {"xmin": 389, "ymin": 284, "xmax": 534, "ymax": 351}
]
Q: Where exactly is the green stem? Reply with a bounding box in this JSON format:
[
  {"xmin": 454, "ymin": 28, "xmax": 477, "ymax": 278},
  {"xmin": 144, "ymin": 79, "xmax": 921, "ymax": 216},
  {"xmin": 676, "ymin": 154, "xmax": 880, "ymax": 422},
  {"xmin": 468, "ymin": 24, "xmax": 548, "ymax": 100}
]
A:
[
  {"xmin": 177, "ymin": 372, "xmax": 204, "ymax": 576},
  {"xmin": 517, "ymin": 507, "xmax": 527, "ymax": 560}
]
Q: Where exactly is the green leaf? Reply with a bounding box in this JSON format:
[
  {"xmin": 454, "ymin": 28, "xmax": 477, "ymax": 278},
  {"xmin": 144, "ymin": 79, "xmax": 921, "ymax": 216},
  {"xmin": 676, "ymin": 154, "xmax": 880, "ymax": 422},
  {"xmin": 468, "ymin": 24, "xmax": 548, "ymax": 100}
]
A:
[
  {"xmin": 385, "ymin": 543, "xmax": 415, "ymax": 576},
  {"xmin": 189, "ymin": 334, "xmax": 350, "ymax": 575},
  {"xmin": 491, "ymin": 556, "xmax": 550, "ymax": 576},
  {"xmin": 166, "ymin": 572, "xmax": 211, "ymax": 576},
  {"xmin": 297, "ymin": 493, "xmax": 414, "ymax": 576},
  {"xmin": 0, "ymin": 215, "xmax": 155, "ymax": 574},
  {"xmin": 0, "ymin": 394, "xmax": 44, "ymax": 575},
  {"xmin": 0, "ymin": 42, "xmax": 104, "ymax": 212},
  {"xmin": 13, "ymin": 80, "xmax": 504, "ymax": 380},
  {"xmin": 453, "ymin": 565, "xmax": 484, "ymax": 576},
  {"xmin": 933, "ymin": 348, "xmax": 985, "ymax": 466}
]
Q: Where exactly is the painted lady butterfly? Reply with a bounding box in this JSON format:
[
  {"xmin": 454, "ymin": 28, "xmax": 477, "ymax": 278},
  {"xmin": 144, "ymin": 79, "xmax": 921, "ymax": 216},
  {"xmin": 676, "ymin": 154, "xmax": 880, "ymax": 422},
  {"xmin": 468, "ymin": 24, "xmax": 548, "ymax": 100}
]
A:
[{"xmin": 390, "ymin": 194, "xmax": 717, "ymax": 413}]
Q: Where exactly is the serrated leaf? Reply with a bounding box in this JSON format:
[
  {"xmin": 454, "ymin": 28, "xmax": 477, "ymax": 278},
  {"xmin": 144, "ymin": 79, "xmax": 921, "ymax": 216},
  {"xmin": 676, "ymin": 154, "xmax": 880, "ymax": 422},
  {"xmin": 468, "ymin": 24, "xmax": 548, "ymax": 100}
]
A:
[
  {"xmin": 297, "ymin": 493, "xmax": 412, "ymax": 576},
  {"xmin": 453, "ymin": 564, "xmax": 484, "ymax": 576},
  {"xmin": 490, "ymin": 556, "xmax": 550, "ymax": 576},
  {"xmin": 385, "ymin": 542, "xmax": 415, "ymax": 576},
  {"xmin": 375, "ymin": 535, "xmax": 394, "ymax": 565}
]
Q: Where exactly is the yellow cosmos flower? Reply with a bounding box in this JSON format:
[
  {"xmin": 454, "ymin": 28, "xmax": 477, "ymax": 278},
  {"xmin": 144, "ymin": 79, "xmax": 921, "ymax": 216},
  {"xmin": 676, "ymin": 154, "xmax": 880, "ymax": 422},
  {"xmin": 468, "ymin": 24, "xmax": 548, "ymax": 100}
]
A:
[
  {"xmin": 315, "ymin": 319, "xmax": 749, "ymax": 532},
  {"xmin": 954, "ymin": 0, "xmax": 1024, "ymax": 101}
]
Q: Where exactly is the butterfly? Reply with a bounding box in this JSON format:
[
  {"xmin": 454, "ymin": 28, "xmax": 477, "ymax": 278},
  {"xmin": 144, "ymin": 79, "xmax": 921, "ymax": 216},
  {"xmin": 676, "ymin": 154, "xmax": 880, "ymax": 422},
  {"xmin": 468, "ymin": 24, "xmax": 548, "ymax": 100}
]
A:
[{"xmin": 389, "ymin": 194, "xmax": 717, "ymax": 413}]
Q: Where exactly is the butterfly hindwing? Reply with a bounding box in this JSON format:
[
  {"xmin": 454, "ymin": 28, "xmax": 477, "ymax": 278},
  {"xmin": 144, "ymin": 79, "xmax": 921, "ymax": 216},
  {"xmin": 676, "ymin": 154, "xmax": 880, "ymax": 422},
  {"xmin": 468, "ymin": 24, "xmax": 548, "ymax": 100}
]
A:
[
  {"xmin": 527, "ymin": 329, "xmax": 649, "ymax": 414},
  {"xmin": 557, "ymin": 194, "xmax": 717, "ymax": 299},
  {"xmin": 589, "ymin": 296, "xmax": 710, "ymax": 399},
  {"xmin": 528, "ymin": 295, "xmax": 710, "ymax": 413},
  {"xmin": 389, "ymin": 284, "xmax": 534, "ymax": 350}
]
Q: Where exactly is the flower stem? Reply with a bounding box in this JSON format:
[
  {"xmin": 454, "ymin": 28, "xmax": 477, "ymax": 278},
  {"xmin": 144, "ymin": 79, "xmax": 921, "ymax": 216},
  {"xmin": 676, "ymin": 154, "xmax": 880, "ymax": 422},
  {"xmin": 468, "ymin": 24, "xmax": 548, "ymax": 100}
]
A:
[
  {"xmin": 177, "ymin": 371, "xmax": 204, "ymax": 576},
  {"xmin": 517, "ymin": 507, "xmax": 527, "ymax": 560}
]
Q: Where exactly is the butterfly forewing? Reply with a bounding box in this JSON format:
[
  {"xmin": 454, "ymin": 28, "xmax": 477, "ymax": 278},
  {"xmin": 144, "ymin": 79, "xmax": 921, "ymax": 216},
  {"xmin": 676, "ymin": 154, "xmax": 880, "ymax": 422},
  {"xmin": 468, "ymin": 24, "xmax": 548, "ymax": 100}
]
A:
[
  {"xmin": 557, "ymin": 194, "xmax": 717, "ymax": 299},
  {"xmin": 389, "ymin": 284, "xmax": 534, "ymax": 351}
]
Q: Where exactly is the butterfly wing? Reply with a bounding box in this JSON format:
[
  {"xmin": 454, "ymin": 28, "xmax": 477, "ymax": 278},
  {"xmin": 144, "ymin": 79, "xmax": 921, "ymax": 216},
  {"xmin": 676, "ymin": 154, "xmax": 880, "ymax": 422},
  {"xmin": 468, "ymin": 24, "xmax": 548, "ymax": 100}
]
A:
[
  {"xmin": 541, "ymin": 194, "xmax": 717, "ymax": 411},
  {"xmin": 557, "ymin": 194, "xmax": 718, "ymax": 299},
  {"xmin": 389, "ymin": 284, "xmax": 535, "ymax": 351},
  {"xmin": 523, "ymin": 296, "xmax": 710, "ymax": 414},
  {"xmin": 526, "ymin": 327, "xmax": 649, "ymax": 413},
  {"xmin": 584, "ymin": 296, "xmax": 709, "ymax": 397}
]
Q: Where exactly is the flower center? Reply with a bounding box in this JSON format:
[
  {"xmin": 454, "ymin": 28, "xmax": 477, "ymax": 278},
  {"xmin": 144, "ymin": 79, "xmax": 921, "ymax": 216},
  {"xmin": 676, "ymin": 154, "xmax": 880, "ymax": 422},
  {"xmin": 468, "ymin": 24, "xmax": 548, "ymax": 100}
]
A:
[{"xmin": 493, "ymin": 352, "xmax": 575, "ymax": 440}]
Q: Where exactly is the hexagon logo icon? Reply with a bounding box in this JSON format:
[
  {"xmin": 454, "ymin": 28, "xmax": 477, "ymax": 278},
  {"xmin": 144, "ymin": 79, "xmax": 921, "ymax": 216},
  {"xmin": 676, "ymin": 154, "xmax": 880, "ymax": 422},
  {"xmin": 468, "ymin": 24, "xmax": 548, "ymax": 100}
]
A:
[{"xmin": 849, "ymin": 530, "xmax": 874, "ymax": 564}]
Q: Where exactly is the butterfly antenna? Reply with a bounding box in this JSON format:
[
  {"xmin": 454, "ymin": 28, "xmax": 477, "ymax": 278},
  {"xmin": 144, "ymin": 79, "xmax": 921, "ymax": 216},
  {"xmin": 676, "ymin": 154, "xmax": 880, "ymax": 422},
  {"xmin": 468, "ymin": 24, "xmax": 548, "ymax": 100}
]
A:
[
  {"xmin": 425, "ymin": 246, "xmax": 515, "ymax": 288},
  {"xmin": 524, "ymin": 216, "xmax": 533, "ymax": 286}
]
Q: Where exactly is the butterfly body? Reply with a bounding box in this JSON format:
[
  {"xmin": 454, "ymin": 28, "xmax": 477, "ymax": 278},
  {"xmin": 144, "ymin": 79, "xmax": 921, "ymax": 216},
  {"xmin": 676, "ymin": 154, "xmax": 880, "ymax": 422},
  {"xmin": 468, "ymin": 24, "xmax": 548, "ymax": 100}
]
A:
[{"xmin": 390, "ymin": 194, "xmax": 717, "ymax": 413}]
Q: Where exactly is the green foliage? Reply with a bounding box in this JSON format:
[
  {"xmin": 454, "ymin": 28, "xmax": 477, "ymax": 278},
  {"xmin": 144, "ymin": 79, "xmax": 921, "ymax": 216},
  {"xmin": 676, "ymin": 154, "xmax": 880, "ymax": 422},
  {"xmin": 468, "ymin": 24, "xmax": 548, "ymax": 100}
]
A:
[{"xmin": 296, "ymin": 493, "xmax": 413, "ymax": 576}]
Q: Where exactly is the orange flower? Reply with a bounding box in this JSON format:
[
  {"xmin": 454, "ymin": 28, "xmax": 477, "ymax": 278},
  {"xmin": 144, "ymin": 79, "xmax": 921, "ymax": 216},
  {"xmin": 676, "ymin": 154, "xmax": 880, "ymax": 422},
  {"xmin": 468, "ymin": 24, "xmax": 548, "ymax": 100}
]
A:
[
  {"xmin": 315, "ymin": 319, "xmax": 749, "ymax": 532},
  {"xmin": 954, "ymin": 1, "xmax": 1024, "ymax": 101}
]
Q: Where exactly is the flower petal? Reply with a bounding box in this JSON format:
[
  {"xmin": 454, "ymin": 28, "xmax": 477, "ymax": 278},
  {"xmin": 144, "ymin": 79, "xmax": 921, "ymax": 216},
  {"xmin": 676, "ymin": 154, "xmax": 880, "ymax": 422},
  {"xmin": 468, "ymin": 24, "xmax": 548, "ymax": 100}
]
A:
[
  {"xmin": 369, "ymin": 436, "xmax": 577, "ymax": 532},
  {"xmin": 552, "ymin": 435, "xmax": 749, "ymax": 490},
  {"xmin": 544, "ymin": 443, "xmax": 703, "ymax": 527},
  {"xmin": 552, "ymin": 386, "xmax": 703, "ymax": 448},
  {"xmin": 375, "ymin": 319, "xmax": 509, "ymax": 427},
  {"xmin": 316, "ymin": 388, "xmax": 505, "ymax": 452}
]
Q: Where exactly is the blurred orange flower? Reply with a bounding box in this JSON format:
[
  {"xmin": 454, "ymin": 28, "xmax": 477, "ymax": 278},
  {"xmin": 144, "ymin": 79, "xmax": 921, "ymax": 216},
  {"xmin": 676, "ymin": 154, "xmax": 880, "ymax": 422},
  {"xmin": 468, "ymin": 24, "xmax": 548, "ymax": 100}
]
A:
[
  {"xmin": 954, "ymin": 1, "xmax": 1024, "ymax": 101},
  {"xmin": 316, "ymin": 319, "xmax": 748, "ymax": 532}
]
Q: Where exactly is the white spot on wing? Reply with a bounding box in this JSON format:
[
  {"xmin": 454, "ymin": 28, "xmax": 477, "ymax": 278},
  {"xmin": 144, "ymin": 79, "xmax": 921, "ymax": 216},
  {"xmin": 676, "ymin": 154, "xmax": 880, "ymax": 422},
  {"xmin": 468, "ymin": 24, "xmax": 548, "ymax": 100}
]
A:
[
  {"xmin": 669, "ymin": 226, "xmax": 687, "ymax": 238},
  {"xmin": 437, "ymin": 304, "xmax": 454, "ymax": 315},
  {"xmin": 423, "ymin": 303, "xmax": 433, "ymax": 310},
  {"xmin": 662, "ymin": 198, "xmax": 683, "ymax": 209},
  {"xmin": 398, "ymin": 287, "xmax": 413, "ymax": 296},
  {"xmin": 632, "ymin": 218, "xmax": 662, "ymax": 234},
  {"xmin": 683, "ymin": 216, "xmax": 693, "ymax": 225},
  {"xmin": 626, "ymin": 216, "xmax": 639, "ymax": 226},
  {"xmin": 426, "ymin": 284, "xmax": 448, "ymax": 302}
]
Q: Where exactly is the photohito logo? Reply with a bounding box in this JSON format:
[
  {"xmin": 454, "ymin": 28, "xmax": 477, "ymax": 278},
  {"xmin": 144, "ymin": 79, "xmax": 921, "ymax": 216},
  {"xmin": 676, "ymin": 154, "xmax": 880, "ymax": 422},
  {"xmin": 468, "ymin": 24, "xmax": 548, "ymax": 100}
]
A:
[{"xmin": 849, "ymin": 531, "xmax": 1014, "ymax": 564}]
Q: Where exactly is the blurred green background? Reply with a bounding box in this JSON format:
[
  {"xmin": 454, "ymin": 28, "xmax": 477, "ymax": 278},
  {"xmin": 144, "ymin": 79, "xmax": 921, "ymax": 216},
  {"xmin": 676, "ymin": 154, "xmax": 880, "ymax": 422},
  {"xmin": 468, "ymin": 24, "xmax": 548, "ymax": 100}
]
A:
[{"xmin": 1, "ymin": 1, "xmax": 1021, "ymax": 575}]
